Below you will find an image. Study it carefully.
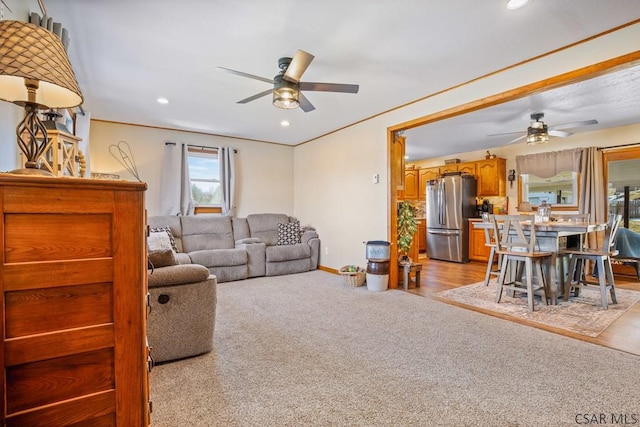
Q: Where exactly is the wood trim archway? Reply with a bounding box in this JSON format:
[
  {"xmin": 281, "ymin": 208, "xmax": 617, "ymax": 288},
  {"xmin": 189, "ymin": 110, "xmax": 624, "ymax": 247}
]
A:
[{"xmin": 387, "ymin": 51, "xmax": 640, "ymax": 288}]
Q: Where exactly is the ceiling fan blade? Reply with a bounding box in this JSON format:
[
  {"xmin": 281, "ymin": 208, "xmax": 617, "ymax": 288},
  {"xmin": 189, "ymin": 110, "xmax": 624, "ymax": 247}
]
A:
[
  {"xmin": 237, "ymin": 89, "xmax": 273, "ymax": 104},
  {"xmin": 299, "ymin": 92, "xmax": 316, "ymax": 113},
  {"xmin": 299, "ymin": 82, "xmax": 359, "ymax": 93},
  {"xmin": 507, "ymin": 135, "xmax": 527, "ymax": 144},
  {"xmin": 283, "ymin": 50, "xmax": 314, "ymax": 83},
  {"xmin": 487, "ymin": 131, "xmax": 524, "ymax": 137},
  {"xmin": 549, "ymin": 119, "xmax": 598, "ymax": 131},
  {"xmin": 216, "ymin": 67, "xmax": 273, "ymax": 84},
  {"xmin": 549, "ymin": 130, "xmax": 572, "ymax": 138}
]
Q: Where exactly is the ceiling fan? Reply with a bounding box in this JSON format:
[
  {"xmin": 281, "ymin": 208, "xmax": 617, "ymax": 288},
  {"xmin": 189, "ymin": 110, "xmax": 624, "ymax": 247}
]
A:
[
  {"xmin": 216, "ymin": 50, "xmax": 359, "ymax": 113},
  {"xmin": 489, "ymin": 112, "xmax": 598, "ymax": 145}
]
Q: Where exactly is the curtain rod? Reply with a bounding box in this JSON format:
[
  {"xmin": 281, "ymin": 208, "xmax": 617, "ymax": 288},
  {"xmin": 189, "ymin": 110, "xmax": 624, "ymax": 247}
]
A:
[
  {"xmin": 165, "ymin": 142, "xmax": 237, "ymax": 153},
  {"xmin": 598, "ymin": 142, "xmax": 640, "ymax": 151}
]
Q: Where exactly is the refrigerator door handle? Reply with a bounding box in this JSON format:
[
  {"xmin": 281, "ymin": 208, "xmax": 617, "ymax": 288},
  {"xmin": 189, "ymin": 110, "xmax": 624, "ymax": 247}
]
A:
[
  {"xmin": 427, "ymin": 229, "xmax": 460, "ymax": 236},
  {"xmin": 438, "ymin": 180, "xmax": 446, "ymax": 225}
]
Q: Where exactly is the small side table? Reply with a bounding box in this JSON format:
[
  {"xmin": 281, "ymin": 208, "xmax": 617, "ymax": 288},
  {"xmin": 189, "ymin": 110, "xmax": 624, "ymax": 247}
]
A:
[{"xmin": 401, "ymin": 262, "xmax": 422, "ymax": 290}]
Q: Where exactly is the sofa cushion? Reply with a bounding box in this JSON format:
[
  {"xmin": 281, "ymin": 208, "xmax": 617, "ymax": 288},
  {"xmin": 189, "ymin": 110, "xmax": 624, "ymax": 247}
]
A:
[
  {"xmin": 189, "ymin": 248, "xmax": 247, "ymax": 268},
  {"xmin": 277, "ymin": 221, "xmax": 301, "ymax": 245},
  {"xmin": 232, "ymin": 217, "xmax": 250, "ymax": 241},
  {"xmin": 247, "ymin": 213, "xmax": 290, "ymax": 246},
  {"xmin": 181, "ymin": 215, "xmax": 235, "ymax": 251},
  {"xmin": 148, "ymin": 231, "xmax": 178, "ymax": 268},
  {"xmin": 266, "ymin": 243, "xmax": 311, "ymax": 262}
]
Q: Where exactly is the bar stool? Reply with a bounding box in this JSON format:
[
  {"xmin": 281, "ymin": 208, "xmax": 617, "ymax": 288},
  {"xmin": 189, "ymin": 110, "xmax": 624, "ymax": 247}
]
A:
[
  {"xmin": 493, "ymin": 214, "xmax": 554, "ymax": 312},
  {"xmin": 563, "ymin": 214, "xmax": 622, "ymax": 309}
]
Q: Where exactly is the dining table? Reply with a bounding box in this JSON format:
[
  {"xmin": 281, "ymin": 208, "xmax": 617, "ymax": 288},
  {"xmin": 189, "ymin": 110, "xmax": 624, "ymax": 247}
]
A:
[{"xmin": 473, "ymin": 219, "xmax": 607, "ymax": 304}]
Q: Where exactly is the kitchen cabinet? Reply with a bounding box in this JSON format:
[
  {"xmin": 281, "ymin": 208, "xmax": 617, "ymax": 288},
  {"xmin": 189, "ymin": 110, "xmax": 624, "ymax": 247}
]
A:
[
  {"xmin": 458, "ymin": 162, "xmax": 476, "ymax": 176},
  {"xmin": 439, "ymin": 164, "xmax": 459, "ymax": 174},
  {"xmin": 0, "ymin": 175, "xmax": 149, "ymax": 426},
  {"xmin": 418, "ymin": 220, "xmax": 426, "ymax": 252},
  {"xmin": 404, "ymin": 168, "xmax": 420, "ymax": 199},
  {"xmin": 419, "ymin": 167, "xmax": 439, "ymax": 199},
  {"xmin": 476, "ymin": 158, "xmax": 506, "ymax": 196},
  {"xmin": 468, "ymin": 219, "xmax": 493, "ymax": 262}
]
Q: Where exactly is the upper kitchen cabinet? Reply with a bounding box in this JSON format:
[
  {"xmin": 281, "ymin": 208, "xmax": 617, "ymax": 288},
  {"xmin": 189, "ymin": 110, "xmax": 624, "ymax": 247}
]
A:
[
  {"xmin": 476, "ymin": 158, "xmax": 506, "ymax": 196},
  {"xmin": 458, "ymin": 162, "xmax": 476, "ymax": 176},
  {"xmin": 419, "ymin": 167, "xmax": 439, "ymax": 199},
  {"xmin": 404, "ymin": 168, "xmax": 420, "ymax": 199}
]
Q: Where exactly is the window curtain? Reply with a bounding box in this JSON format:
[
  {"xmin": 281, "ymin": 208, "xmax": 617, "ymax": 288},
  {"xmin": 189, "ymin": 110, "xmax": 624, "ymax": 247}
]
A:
[
  {"xmin": 515, "ymin": 148, "xmax": 583, "ymax": 178},
  {"xmin": 159, "ymin": 142, "xmax": 194, "ymax": 216},
  {"xmin": 219, "ymin": 146, "xmax": 235, "ymax": 216},
  {"xmin": 579, "ymin": 147, "xmax": 606, "ymax": 247}
]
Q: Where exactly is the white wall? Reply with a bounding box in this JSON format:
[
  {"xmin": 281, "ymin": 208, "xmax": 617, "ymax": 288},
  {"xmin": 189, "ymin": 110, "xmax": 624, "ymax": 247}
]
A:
[
  {"xmin": 89, "ymin": 121, "xmax": 294, "ymax": 217},
  {"xmin": 293, "ymin": 22, "xmax": 640, "ymax": 271}
]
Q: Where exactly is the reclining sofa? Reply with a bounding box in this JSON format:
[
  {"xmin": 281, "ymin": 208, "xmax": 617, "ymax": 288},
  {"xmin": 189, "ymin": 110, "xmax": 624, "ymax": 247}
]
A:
[{"xmin": 147, "ymin": 213, "xmax": 320, "ymax": 281}]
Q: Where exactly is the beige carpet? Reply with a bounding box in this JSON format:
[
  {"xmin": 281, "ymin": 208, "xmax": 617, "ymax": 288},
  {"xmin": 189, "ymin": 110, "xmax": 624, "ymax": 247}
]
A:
[
  {"xmin": 150, "ymin": 270, "xmax": 639, "ymax": 426},
  {"xmin": 434, "ymin": 280, "xmax": 640, "ymax": 337}
]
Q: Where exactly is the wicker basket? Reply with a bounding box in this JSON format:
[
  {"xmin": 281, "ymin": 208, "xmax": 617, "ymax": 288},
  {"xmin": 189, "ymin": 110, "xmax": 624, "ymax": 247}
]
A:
[{"xmin": 339, "ymin": 266, "xmax": 366, "ymax": 287}]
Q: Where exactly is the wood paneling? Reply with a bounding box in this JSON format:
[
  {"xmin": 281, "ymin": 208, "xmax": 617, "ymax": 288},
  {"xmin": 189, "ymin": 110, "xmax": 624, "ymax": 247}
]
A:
[
  {"xmin": 7, "ymin": 348, "xmax": 114, "ymax": 414},
  {"xmin": 5, "ymin": 283, "xmax": 113, "ymax": 337},
  {"xmin": 4, "ymin": 213, "xmax": 112, "ymax": 262}
]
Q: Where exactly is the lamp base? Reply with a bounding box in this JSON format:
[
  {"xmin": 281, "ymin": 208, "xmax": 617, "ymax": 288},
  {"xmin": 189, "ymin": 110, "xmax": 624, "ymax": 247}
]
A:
[{"xmin": 9, "ymin": 167, "xmax": 55, "ymax": 177}]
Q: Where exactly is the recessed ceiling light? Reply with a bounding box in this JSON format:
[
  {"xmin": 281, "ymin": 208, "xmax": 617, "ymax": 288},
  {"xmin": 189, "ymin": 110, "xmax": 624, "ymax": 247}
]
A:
[
  {"xmin": 506, "ymin": 0, "xmax": 528, "ymax": 9},
  {"xmin": 281, "ymin": 120, "xmax": 290, "ymax": 127},
  {"xmin": 156, "ymin": 97, "xmax": 169, "ymax": 104}
]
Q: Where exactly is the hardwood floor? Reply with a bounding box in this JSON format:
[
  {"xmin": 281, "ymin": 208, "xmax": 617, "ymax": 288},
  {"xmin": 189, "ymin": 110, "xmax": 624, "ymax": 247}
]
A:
[{"xmin": 406, "ymin": 254, "xmax": 640, "ymax": 356}]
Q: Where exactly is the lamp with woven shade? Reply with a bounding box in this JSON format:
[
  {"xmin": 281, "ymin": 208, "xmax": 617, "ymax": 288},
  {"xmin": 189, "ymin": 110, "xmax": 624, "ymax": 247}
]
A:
[{"xmin": 0, "ymin": 20, "xmax": 83, "ymax": 175}]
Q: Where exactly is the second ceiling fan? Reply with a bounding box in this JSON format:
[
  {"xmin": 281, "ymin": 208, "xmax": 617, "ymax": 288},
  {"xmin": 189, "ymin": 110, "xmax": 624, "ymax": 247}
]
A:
[
  {"xmin": 216, "ymin": 49, "xmax": 359, "ymax": 113},
  {"xmin": 490, "ymin": 112, "xmax": 598, "ymax": 144}
]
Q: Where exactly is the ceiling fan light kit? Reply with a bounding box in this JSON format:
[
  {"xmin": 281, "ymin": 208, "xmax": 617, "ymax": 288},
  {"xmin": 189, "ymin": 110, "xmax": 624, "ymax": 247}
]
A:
[
  {"xmin": 272, "ymin": 74, "xmax": 300, "ymax": 109},
  {"xmin": 526, "ymin": 113, "xmax": 549, "ymax": 145}
]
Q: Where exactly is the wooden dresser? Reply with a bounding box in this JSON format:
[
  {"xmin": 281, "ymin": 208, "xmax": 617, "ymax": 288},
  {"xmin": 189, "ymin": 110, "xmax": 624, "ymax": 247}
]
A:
[{"xmin": 0, "ymin": 175, "xmax": 149, "ymax": 426}]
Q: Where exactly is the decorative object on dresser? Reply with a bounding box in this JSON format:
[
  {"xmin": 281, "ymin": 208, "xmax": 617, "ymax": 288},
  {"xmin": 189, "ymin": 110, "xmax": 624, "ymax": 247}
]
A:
[
  {"xmin": 0, "ymin": 175, "xmax": 149, "ymax": 425},
  {"xmin": 0, "ymin": 20, "xmax": 83, "ymax": 175}
]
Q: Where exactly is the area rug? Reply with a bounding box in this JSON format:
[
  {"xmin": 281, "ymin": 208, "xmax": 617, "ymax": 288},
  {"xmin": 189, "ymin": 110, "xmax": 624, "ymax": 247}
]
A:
[{"xmin": 433, "ymin": 280, "xmax": 640, "ymax": 337}]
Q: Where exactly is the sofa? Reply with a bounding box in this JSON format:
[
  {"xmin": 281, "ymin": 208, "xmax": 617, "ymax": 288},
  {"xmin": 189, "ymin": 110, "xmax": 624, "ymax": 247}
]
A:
[{"xmin": 147, "ymin": 213, "xmax": 320, "ymax": 282}]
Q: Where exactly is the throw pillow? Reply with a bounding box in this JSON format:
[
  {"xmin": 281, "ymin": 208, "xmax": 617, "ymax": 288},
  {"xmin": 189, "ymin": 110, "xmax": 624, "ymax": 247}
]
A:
[
  {"xmin": 277, "ymin": 221, "xmax": 301, "ymax": 245},
  {"xmin": 149, "ymin": 226, "xmax": 179, "ymax": 252},
  {"xmin": 148, "ymin": 230, "xmax": 178, "ymax": 268}
]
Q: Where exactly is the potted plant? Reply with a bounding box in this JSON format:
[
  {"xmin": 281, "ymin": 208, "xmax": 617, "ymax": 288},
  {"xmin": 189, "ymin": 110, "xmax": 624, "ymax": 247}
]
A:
[{"xmin": 397, "ymin": 200, "xmax": 418, "ymax": 264}]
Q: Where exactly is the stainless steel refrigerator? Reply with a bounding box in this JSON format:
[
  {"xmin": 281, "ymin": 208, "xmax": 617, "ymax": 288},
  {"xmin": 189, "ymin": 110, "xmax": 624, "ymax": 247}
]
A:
[{"xmin": 426, "ymin": 172, "xmax": 477, "ymax": 263}]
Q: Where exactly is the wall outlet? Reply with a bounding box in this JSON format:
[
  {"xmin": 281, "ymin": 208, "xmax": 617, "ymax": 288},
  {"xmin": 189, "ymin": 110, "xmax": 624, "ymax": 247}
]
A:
[
  {"xmin": 372, "ymin": 173, "xmax": 379, "ymax": 184},
  {"xmin": 324, "ymin": 247, "xmax": 329, "ymax": 255}
]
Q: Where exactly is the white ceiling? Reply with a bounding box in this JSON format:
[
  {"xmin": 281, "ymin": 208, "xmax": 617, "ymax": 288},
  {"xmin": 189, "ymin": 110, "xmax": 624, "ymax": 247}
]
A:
[{"xmin": 43, "ymin": 0, "xmax": 640, "ymax": 156}]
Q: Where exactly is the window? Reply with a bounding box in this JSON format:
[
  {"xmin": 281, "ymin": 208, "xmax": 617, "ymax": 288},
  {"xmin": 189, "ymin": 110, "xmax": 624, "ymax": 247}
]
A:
[
  {"xmin": 187, "ymin": 147, "xmax": 222, "ymax": 213},
  {"xmin": 604, "ymin": 147, "xmax": 640, "ymax": 233},
  {"xmin": 516, "ymin": 148, "xmax": 582, "ymax": 211},
  {"xmin": 520, "ymin": 171, "xmax": 579, "ymax": 207}
]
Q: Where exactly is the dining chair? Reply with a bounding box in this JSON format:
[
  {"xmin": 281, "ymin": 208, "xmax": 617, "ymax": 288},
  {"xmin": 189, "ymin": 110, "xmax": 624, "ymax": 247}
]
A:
[
  {"xmin": 554, "ymin": 213, "xmax": 591, "ymax": 284},
  {"xmin": 492, "ymin": 214, "xmax": 554, "ymax": 311},
  {"xmin": 562, "ymin": 214, "xmax": 623, "ymax": 309},
  {"xmin": 481, "ymin": 214, "xmax": 502, "ymax": 286}
]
